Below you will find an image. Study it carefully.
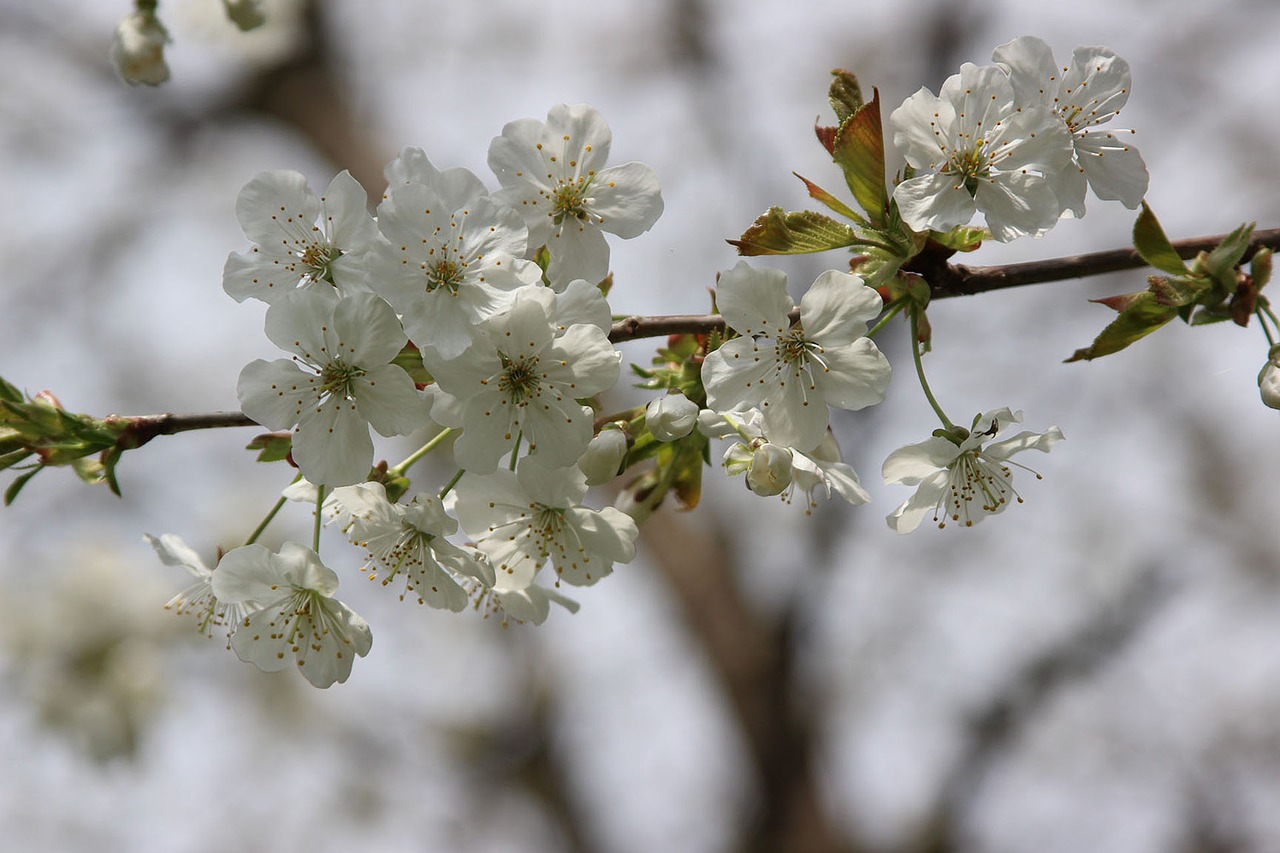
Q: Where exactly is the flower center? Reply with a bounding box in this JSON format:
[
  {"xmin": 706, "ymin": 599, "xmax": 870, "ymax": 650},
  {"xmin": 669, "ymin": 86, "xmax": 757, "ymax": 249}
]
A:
[
  {"xmin": 498, "ymin": 354, "xmax": 542, "ymax": 404},
  {"xmin": 946, "ymin": 141, "xmax": 991, "ymax": 194},
  {"xmin": 319, "ymin": 360, "xmax": 366, "ymax": 400},
  {"xmin": 936, "ymin": 449, "xmax": 1017, "ymax": 528},
  {"xmin": 551, "ymin": 179, "xmax": 591, "ymax": 225},
  {"xmin": 298, "ymin": 243, "xmax": 342, "ymax": 283},
  {"xmin": 425, "ymin": 258, "xmax": 465, "ymax": 294}
]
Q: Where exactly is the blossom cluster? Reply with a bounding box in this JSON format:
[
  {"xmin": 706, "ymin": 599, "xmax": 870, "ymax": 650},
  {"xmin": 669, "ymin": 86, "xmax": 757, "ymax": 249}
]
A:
[
  {"xmin": 144, "ymin": 36, "xmax": 1108, "ymax": 688},
  {"xmin": 890, "ymin": 35, "xmax": 1148, "ymax": 241}
]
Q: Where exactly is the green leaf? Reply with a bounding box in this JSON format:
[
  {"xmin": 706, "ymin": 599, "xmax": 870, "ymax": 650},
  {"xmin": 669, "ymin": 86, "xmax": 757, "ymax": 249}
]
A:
[
  {"xmin": 1202, "ymin": 221, "xmax": 1254, "ymax": 282},
  {"xmin": 831, "ymin": 88, "xmax": 887, "ymax": 227},
  {"xmin": 792, "ymin": 173, "xmax": 866, "ymax": 225},
  {"xmin": 246, "ymin": 432, "xmax": 293, "ymax": 463},
  {"xmin": 827, "ymin": 68, "xmax": 864, "ymax": 124},
  {"xmin": 929, "ymin": 225, "xmax": 989, "ymax": 253},
  {"xmin": 1252, "ymin": 248, "xmax": 1272, "ymax": 292},
  {"xmin": 391, "ymin": 343, "xmax": 432, "ymax": 387},
  {"xmin": 4, "ymin": 467, "xmax": 41, "ymax": 506},
  {"xmin": 1065, "ymin": 290, "xmax": 1179, "ymax": 362},
  {"xmin": 728, "ymin": 207, "xmax": 859, "ymax": 256},
  {"xmin": 0, "ymin": 377, "xmax": 23, "ymax": 405},
  {"xmin": 1133, "ymin": 203, "xmax": 1190, "ymax": 276}
]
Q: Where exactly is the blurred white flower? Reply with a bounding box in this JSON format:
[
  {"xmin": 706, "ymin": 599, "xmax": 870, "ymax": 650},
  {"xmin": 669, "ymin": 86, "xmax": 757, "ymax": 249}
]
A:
[
  {"xmin": 1259, "ymin": 360, "xmax": 1280, "ymax": 409},
  {"xmin": 109, "ymin": 8, "xmax": 170, "ymax": 86}
]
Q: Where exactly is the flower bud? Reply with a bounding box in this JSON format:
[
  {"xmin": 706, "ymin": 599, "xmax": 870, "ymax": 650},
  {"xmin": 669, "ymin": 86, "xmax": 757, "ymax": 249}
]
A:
[
  {"xmin": 110, "ymin": 10, "xmax": 171, "ymax": 87},
  {"xmin": 578, "ymin": 427, "xmax": 627, "ymax": 486},
  {"xmin": 746, "ymin": 443, "xmax": 793, "ymax": 496},
  {"xmin": 1259, "ymin": 361, "xmax": 1280, "ymax": 410},
  {"xmin": 645, "ymin": 392, "xmax": 699, "ymax": 442}
]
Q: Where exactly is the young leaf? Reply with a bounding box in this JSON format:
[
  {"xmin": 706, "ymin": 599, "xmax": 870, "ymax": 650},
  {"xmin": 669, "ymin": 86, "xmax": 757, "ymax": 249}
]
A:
[
  {"xmin": 1065, "ymin": 289, "xmax": 1179, "ymax": 362},
  {"xmin": 793, "ymin": 173, "xmax": 866, "ymax": 225},
  {"xmin": 1133, "ymin": 203, "xmax": 1190, "ymax": 276},
  {"xmin": 827, "ymin": 68, "xmax": 864, "ymax": 124},
  {"xmin": 831, "ymin": 89, "xmax": 887, "ymax": 227},
  {"xmin": 246, "ymin": 432, "xmax": 293, "ymax": 463},
  {"xmin": 728, "ymin": 207, "xmax": 859, "ymax": 255}
]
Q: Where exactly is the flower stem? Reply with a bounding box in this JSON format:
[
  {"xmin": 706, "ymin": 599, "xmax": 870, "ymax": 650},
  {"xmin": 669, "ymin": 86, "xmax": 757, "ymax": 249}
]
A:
[
  {"xmin": 312, "ymin": 484, "xmax": 326, "ymax": 553},
  {"xmin": 1258, "ymin": 307, "xmax": 1277, "ymax": 348},
  {"xmin": 438, "ymin": 469, "xmax": 465, "ymax": 500},
  {"xmin": 244, "ymin": 492, "xmax": 289, "ymax": 547},
  {"xmin": 865, "ymin": 300, "xmax": 905, "ymax": 340},
  {"xmin": 509, "ymin": 433, "xmax": 522, "ymax": 471},
  {"xmin": 389, "ymin": 427, "xmax": 453, "ymax": 477},
  {"xmin": 910, "ymin": 306, "xmax": 955, "ymax": 431}
]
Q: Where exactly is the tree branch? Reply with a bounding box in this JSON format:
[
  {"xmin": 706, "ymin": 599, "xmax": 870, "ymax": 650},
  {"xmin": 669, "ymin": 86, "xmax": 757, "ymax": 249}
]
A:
[{"xmin": 608, "ymin": 227, "xmax": 1280, "ymax": 343}]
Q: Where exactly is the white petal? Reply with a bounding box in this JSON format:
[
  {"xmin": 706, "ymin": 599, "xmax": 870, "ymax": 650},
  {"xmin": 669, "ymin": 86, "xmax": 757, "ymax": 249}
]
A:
[
  {"xmin": 893, "ymin": 172, "xmax": 976, "ymax": 234},
  {"xmin": 263, "ymin": 287, "xmax": 340, "ymax": 362},
  {"xmin": 974, "ymin": 172, "xmax": 1061, "ymax": 242},
  {"xmin": 587, "ymin": 162, "xmax": 664, "ymax": 238},
  {"xmin": 882, "ymin": 437, "xmax": 959, "ymax": 486},
  {"xmin": 992, "ymin": 35, "xmax": 1058, "ymax": 105},
  {"xmin": 293, "ymin": 403, "xmax": 374, "ymax": 487},
  {"xmin": 236, "ymin": 171, "xmax": 319, "ymax": 248},
  {"xmin": 331, "ymin": 293, "xmax": 406, "ymax": 366},
  {"xmin": 237, "ymin": 358, "xmax": 314, "ymax": 431},
  {"xmin": 885, "ymin": 472, "xmax": 950, "ymax": 533},
  {"xmin": 546, "ymin": 220, "xmax": 610, "ymax": 287},
  {"xmin": 715, "ymin": 261, "xmax": 792, "ymax": 337},
  {"xmin": 1076, "ymin": 131, "xmax": 1148, "ymax": 208},
  {"xmin": 355, "ymin": 365, "xmax": 430, "ymax": 437},
  {"xmin": 800, "ymin": 271, "xmax": 883, "ymax": 346},
  {"xmin": 814, "ymin": 336, "xmax": 892, "ymax": 411},
  {"xmin": 320, "ymin": 170, "xmax": 376, "ymax": 250}
]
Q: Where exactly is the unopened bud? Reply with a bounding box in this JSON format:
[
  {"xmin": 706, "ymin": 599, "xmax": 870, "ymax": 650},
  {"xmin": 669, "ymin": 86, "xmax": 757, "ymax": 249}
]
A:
[
  {"xmin": 578, "ymin": 427, "xmax": 627, "ymax": 486},
  {"xmin": 645, "ymin": 392, "xmax": 699, "ymax": 442},
  {"xmin": 746, "ymin": 443, "xmax": 793, "ymax": 496},
  {"xmin": 1259, "ymin": 360, "xmax": 1280, "ymax": 409}
]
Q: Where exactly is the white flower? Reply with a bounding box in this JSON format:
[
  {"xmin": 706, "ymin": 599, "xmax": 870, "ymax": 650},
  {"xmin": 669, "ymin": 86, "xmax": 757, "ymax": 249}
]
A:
[
  {"xmin": 890, "ymin": 62, "xmax": 1074, "ymax": 241},
  {"xmin": 701, "ymin": 263, "xmax": 891, "ymax": 452},
  {"xmin": 368, "ymin": 168, "xmax": 542, "ymax": 358},
  {"xmin": 424, "ymin": 287, "xmax": 620, "ymax": 474},
  {"xmin": 1259, "ymin": 360, "xmax": 1280, "ymax": 409},
  {"xmin": 488, "ymin": 104, "xmax": 663, "ymax": 287},
  {"xmin": 882, "ymin": 407, "xmax": 1064, "ymax": 533},
  {"xmin": 645, "ymin": 392, "xmax": 699, "ymax": 442},
  {"xmin": 577, "ymin": 425, "xmax": 628, "ymax": 486},
  {"xmin": 994, "ymin": 36, "xmax": 1148, "ymax": 217},
  {"xmin": 454, "ymin": 458, "xmax": 639, "ymax": 589},
  {"xmin": 716, "ymin": 410, "xmax": 870, "ymax": 510},
  {"xmin": 110, "ymin": 9, "xmax": 170, "ymax": 86},
  {"xmin": 223, "ymin": 170, "xmax": 377, "ymax": 304},
  {"xmin": 328, "ymin": 482, "xmax": 494, "ymax": 611},
  {"xmin": 237, "ymin": 288, "xmax": 431, "ymax": 487},
  {"xmin": 211, "ymin": 542, "xmax": 372, "ymax": 688},
  {"xmin": 467, "ymin": 577, "xmax": 581, "ymax": 627},
  {"xmin": 145, "ymin": 533, "xmax": 246, "ymax": 642}
]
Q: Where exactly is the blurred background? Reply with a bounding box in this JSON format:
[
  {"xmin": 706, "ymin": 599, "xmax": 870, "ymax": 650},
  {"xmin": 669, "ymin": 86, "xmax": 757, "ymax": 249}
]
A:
[{"xmin": 3, "ymin": 1, "xmax": 1280, "ymax": 851}]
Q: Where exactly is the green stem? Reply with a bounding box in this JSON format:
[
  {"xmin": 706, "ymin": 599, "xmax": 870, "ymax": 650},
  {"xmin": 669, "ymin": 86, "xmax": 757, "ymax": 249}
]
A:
[
  {"xmin": 1258, "ymin": 308, "xmax": 1277, "ymax": 348},
  {"xmin": 438, "ymin": 469, "xmax": 465, "ymax": 500},
  {"xmin": 312, "ymin": 484, "xmax": 326, "ymax": 553},
  {"xmin": 910, "ymin": 306, "xmax": 955, "ymax": 431},
  {"xmin": 243, "ymin": 493, "xmax": 288, "ymax": 547},
  {"xmin": 865, "ymin": 300, "xmax": 905, "ymax": 340},
  {"xmin": 509, "ymin": 433, "xmax": 522, "ymax": 471},
  {"xmin": 389, "ymin": 428, "xmax": 453, "ymax": 477}
]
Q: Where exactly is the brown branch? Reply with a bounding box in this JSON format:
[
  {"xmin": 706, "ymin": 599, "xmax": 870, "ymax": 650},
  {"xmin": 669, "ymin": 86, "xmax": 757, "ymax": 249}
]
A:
[
  {"xmin": 609, "ymin": 227, "xmax": 1280, "ymax": 343},
  {"xmin": 107, "ymin": 411, "xmax": 258, "ymax": 447}
]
